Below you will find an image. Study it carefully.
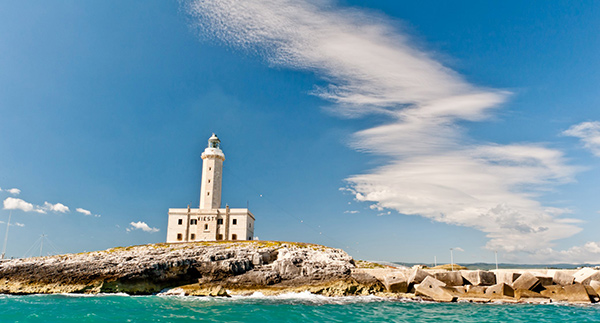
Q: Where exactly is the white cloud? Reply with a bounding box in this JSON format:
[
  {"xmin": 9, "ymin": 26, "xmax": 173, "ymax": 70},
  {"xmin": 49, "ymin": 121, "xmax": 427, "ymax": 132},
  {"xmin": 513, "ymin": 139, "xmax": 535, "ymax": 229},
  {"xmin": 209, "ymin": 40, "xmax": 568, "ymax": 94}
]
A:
[
  {"xmin": 344, "ymin": 210, "xmax": 359, "ymax": 214},
  {"xmin": 76, "ymin": 208, "xmax": 92, "ymax": 215},
  {"xmin": 186, "ymin": 0, "xmax": 582, "ymax": 257},
  {"xmin": 0, "ymin": 221, "xmax": 25, "ymax": 227},
  {"xmin": 3, "ymin": 197, "xmax": 35, "ymax": 212},
  {"xmin": 76, "ymin": 208, "xmax": 101, "ymax": 217},
  {"xmin": 564, "ymin": 121, "xmax": 600, "ymax": 157},
  {"xmin": 0, "ymin": 187, "xmax": 21, "ymax": 195},
  {"xmin": 3, "ymin": 197, "xmax": 71, "ymax": 214},
  {"xmin": 523, "ymin": 241, "xmax": 600, "ymax": 264},
  {"xmin": 453, "ymin": 247, "xmax": 465, "ymax": 252},
  {"xmin": 41, "ymin": 201, "xmax": 69, "ymax": 213},
  {"xmin": 127, "ymin": 221, "xmax": 159, "ymax": 233}
]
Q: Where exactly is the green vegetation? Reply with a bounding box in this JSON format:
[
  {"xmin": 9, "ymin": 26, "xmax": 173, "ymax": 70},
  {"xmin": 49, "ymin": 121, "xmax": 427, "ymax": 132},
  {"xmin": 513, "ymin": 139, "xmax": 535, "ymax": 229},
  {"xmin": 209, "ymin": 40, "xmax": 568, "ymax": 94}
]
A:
[
  {"xmin": 429, "ymin": 264, "xmax": 468, "ymax": 271},
  {"xmin": 355, "ymin": 260, "xmax": 388, "ymax": 269}
]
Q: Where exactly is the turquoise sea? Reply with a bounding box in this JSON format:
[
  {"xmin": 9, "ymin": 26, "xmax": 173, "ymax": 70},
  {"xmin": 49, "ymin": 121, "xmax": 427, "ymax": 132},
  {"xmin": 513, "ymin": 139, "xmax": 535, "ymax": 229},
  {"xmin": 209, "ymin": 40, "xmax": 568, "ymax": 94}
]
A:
[{"xmin": 1, "ymin": 292, "xmax": 599, "ymax": 322}]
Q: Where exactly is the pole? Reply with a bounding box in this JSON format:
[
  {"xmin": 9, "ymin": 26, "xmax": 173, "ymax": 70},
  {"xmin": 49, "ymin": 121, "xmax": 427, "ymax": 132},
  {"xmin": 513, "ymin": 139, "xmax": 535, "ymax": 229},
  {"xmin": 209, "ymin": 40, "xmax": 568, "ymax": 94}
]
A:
[
  {"xmin": 495, "ymin": 250, "xmax": 498, "ymax": 271},
  {"xmin": 434, "ymin": 256, "xmax": 437, "ymax": 267},
  {"xmin": 1, "ymin": 210, "xmax": 12, "ymax": 259},
  {"xmin": 450, "ymin": 248, "xmax": 454, "ymax": 271},
  {"xmin": 40, "ymin": 234, "xmax": 45, "ymax": 257}
]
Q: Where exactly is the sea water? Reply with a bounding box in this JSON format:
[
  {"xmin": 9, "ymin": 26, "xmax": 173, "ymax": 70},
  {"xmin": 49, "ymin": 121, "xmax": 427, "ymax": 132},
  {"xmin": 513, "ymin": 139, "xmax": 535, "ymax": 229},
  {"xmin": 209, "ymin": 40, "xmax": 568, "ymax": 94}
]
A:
[{"xmin": 0, "ymin": 292, "xmax": 599, "ymax": 322}]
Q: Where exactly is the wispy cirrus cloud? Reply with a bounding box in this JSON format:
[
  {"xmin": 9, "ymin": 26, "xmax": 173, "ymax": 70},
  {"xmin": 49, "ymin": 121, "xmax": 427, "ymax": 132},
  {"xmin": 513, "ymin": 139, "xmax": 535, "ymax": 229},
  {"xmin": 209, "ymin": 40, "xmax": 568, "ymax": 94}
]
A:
[
  {"xmin": 0, "ymin": 221, "xmax": 24, "ymax": 227},
  {"xmin": 564, "ymin": 121, "xmax": 600, "ymax": 157},
  {"xmin": 185, "ymin": 0, "xmax": 583, "ymax": 260},
  {"xmin": 127, "ymin": 221, "xmax": 159, "ymax": 233}
]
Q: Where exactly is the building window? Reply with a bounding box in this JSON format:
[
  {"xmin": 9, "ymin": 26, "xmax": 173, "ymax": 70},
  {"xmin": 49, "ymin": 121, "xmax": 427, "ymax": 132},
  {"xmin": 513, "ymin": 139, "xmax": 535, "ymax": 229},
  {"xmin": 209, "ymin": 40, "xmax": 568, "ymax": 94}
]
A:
[
  {"xmin": 248, "ymin": 237, "xmax": 252, "ymax": 240},
  {"xmin": 204, "ymin": 224, "xmax": 209, "ymax": 231},
  {"xmin": 190, "ymin": 219, "xmax": 197, "ymax": 225},
  {"xmin": 178, "ymin": 219, "xmax": 183, "ymax": 225},
  {"xmin": 232, "ymin": 234, "xmax": 237, "ymax": 240},
  {"xmin": 207, "ymin": 192, "xmax": 210, "ymax": 196},
  {"xmin": 217, "ymin": 219, "xmax": 223, "ymax": 225},
  {"xmin": 190, "ymin": 233, "xmax": 196, "ymax": 240},
  {"xmin": 217, "ymin": 234, "xmax": 223, "ymax": 240},
  {"xmin": 232, "ymin": 219, "xmax": 237, "ymax": 225},
  {"xmin": 177, "ymin": 233, "xmax": 182, "ymax": 241},
  {"xmin": 208, "ymin": 179, "xmax": 211, "ymax": 183},
  {"xmin": 209, "ymin": 167, "xmax": 212, "ymax": 171},
  {"xmin": 249, "ymin": 223, "xmax": 252, "ymax": 228}
]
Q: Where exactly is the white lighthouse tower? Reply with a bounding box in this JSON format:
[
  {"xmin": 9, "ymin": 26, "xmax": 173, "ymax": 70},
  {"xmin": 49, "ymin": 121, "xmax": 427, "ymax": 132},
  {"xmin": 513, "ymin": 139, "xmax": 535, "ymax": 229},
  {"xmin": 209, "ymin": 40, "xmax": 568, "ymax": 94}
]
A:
[
  {"xmin": 199, "ymin": 134, "xmax": 224, "ymax": 210},
  {"xmin": 166, "ymin": 134, "xmax": 255, "ymax": 243}
]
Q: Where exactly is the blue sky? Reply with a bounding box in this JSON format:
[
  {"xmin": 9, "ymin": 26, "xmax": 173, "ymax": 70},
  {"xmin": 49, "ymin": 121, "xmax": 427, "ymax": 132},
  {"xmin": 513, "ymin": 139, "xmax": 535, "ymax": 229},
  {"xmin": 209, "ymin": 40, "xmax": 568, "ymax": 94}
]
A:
[{"xmin": 1, "ymin": 0, "xmax": 599, "ymax": 264}]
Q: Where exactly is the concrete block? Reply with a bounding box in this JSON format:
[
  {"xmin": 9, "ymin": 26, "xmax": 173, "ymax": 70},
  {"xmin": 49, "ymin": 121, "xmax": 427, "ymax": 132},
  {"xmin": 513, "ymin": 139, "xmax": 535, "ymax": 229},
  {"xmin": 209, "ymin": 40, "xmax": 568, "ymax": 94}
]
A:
[
  {"xmin": 408, "ymin": 268, "xmax": 431, "ymax": 285},
  {"xmin": 514, "ymin": 289, "xmax": 548, "ymax": 300},
  {"xmin": 495, "ymin": 271, "xmax": 520, "ymax": 285},
  {"xmin": 448, "ymin": 286, "xmax": 467, "ymax": 294},
  {"xmin": 465, "ymin": 285, "xmax": 487, "ymax": 294},
  {"xmin": 434, "ymin": 271, "xmax": 464, "ymax": 286},
  {"xmin": 382, "ymin": 274, "xmax": 408, "ymax": 293},
  {"xmin": 461, "ymin": 270, "xmax": 496, "ymax": 286},
  {"xmin": 415, "ymin": 276, "xmax": 456, "ymax": 302},
  {"xmin": 535, "ymin": 275, "xmax": 553, "ymax": 287},
  {"xmin": 584, "ymin": 285, "xmax": 599, "ymax": 303},
  {"xmin": 590, "ymin": 280, "xmax": 600, "ymax": 294},
  {"xmin": 540, "ymin": 284, "xmax": 592, "ymax": 304},
  {"xmin": 512, "ymin": 272, "xmax": 540, "ymax": 291},
  {"xmin": 574, "ymin": 268, "xmax": 600, "ymax": 285},
  {"xmin": 540, "ymin": 285, "xmax": 563, "ymax": 300},
  {"xmin": 552, "ymin": 271, "xmax": 575, "ymax": 286},
  {"xmin": 562, "ymin": 284, "xmax": 592, "ymax": 304},
  {"xmin": 485, "ymin": 283, "xmax": 514, "ymax": 298}
]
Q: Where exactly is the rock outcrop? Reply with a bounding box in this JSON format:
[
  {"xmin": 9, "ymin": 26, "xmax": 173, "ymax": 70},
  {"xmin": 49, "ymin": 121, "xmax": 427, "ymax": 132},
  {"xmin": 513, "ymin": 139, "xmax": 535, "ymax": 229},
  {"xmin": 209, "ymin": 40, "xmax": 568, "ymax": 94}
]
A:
[{"xmin": 0, "ymin": 241, "xmax": 359, "ymax": 295}]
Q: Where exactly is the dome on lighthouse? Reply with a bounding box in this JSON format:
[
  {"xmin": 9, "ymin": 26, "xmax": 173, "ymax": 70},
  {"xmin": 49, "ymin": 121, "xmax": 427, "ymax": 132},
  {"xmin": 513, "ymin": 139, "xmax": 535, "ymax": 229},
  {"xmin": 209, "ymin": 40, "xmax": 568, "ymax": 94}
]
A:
[{"xmin": 208, "ymin": 133, "xmax": 221, "ymax": 148}]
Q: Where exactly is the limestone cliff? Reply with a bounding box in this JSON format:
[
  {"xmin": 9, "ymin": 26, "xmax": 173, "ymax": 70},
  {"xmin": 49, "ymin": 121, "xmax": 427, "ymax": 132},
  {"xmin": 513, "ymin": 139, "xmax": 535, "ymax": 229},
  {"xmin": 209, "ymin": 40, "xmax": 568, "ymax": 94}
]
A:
[{"xmin": 0, "ymin": 241, "xmax": 380, "ymax": 295}]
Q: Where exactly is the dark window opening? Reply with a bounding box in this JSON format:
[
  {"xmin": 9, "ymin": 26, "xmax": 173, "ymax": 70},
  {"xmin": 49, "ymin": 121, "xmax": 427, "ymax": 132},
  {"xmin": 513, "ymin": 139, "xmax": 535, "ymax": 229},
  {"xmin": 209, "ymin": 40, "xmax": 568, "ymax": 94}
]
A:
[
  {"xmin": 217, "ymin": 234, "xmax": 223, "ymax": 240},
  {"xmin": 190, "ymin": 219, "xmax": 197, "ymax": 225},
  {"xmin": 204, "ymin": 224, "xmax": 209, "ymax": 230},
  {"xmin": 232, "ymin": 219, "xmax": 237, "ymax": 225},
  {"xmin": 177, "ymin": 233, "xmax": 182, "ymax": 241},
  {"xmin": 177, "ymin": 219, "xmax": 183, "ymax": 225},
  {"xmin": 232, "ymin": 234, "xmax": 237, "ymax": 240},
  {"xmin": 208, "ymin": 179, "xmax": 211, "ymax": 183},
  {"xmin": 207, "ymin": 192, "xmax": 210, "ymax": 196},
  {"xmin": 217, "ymin": 219, "xmax": 223, "ymax": 225},
  {"xmin": 190, "ymin": 234, "xmax": 196, "ymax": 240}
]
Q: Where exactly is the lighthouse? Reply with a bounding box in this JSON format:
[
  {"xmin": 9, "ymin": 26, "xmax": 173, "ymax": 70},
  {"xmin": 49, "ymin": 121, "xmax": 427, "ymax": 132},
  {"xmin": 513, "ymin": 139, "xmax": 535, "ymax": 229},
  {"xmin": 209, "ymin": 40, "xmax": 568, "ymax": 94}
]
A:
[
  {"xmin": 166, "ymin": 134, "xmax": 255, "ymax": 243},
  {"xmin": 199, "ymin": 134, "xmax": 224, "ymax": 210}
]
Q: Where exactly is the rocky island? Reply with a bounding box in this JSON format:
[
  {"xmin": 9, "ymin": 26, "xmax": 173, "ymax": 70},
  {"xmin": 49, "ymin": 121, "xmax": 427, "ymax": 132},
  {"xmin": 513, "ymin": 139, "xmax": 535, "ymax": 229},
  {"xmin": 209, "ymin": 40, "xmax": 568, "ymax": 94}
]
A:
[{"xmin": 1, "ymin": 241, "xmax": 599, "ymax": 305}]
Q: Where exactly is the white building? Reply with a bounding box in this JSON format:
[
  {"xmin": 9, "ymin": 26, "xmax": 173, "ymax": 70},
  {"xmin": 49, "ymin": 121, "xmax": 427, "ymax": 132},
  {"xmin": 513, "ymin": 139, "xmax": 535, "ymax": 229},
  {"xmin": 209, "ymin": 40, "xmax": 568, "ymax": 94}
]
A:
[{"xmin": 166, "ymin": 134, "xmax": 255, "ymax": 242}]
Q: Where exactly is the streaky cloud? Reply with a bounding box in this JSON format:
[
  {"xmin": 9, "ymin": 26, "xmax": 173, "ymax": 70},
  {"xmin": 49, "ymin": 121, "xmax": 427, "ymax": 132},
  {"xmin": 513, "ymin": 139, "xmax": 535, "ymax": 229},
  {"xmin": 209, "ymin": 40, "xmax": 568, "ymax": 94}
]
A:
[
  {"xmin": 184, "ymin": 0, "xmax": 582, "ymax": 260},
  {"xmin": 564, "ymin": 121, "xmax": 600, "ymax": 157}
]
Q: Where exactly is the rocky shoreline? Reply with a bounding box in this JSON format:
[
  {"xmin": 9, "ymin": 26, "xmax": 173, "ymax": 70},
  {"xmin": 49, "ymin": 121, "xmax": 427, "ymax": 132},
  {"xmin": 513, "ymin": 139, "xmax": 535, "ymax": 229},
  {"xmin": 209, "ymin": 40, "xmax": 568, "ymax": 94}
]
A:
[{"xmin": 1, "ymin": 241, "xmax": 599, "ymax": 305}]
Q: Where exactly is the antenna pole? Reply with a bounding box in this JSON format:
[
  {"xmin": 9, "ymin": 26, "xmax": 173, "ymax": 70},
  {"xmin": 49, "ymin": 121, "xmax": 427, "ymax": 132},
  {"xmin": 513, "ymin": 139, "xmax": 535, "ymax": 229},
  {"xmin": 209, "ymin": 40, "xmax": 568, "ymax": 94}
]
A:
[
  {"xmin": 40, "ymin": 234, "xmax": 45, "ymax": 257},
  {"xmin": 495, "ymin": 250, "xmax": 499, "ymax": 271},
  {"xmin": 1, "ymin": 210, "xmax": 12, "ymax": 260}
]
